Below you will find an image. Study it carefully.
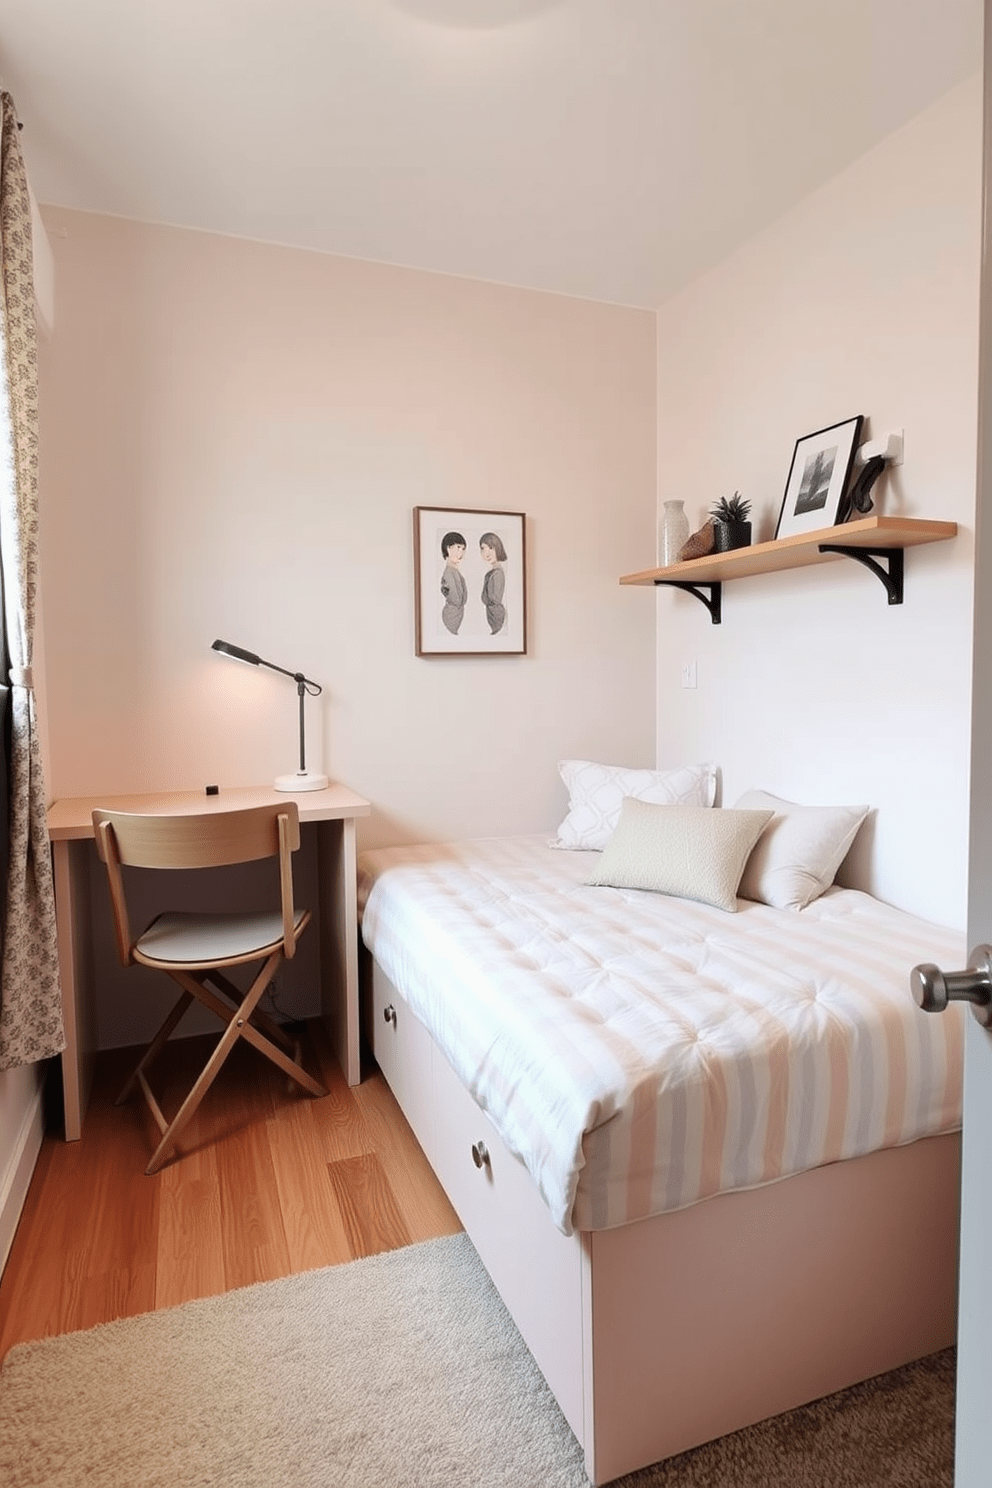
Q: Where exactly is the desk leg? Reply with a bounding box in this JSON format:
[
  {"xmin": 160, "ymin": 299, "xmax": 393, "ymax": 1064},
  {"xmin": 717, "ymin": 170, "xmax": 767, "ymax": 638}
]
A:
[
  {"xmin": 316, "ymin": 816, "xmax": 361, "ymax": 1085},
  {"xmin": 53, "ymin": 839, "xmax": 96, "ymax": 1140}
]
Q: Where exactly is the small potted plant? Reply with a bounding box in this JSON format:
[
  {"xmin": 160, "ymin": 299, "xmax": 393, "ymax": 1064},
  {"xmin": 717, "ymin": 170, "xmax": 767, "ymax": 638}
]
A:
[{"xmin": 709, "ymin": 491, "xmax": 752, "ymax": 552}]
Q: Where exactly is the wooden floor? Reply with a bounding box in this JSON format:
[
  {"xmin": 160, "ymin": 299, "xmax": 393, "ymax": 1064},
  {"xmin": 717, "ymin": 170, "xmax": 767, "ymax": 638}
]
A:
[{"xmin": 0, "ymin": 1019, "xmax": 461, "ymax": 1362}]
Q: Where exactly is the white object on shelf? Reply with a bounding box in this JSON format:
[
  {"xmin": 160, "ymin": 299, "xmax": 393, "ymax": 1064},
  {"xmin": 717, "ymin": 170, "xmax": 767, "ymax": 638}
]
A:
[
  {"xmin": 857, "ymin": 429, "xmax": 904, "ymax": 465},
  {"xmin": 658, "ymin": 500, "xmax": 690, "ymax": 566}
]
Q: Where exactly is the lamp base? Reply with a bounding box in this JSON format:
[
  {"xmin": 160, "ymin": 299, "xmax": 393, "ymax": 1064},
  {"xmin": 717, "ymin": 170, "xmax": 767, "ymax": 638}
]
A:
[{"xmin": 274, "ymin": 770, "xmax": 329, "ymax": 793}]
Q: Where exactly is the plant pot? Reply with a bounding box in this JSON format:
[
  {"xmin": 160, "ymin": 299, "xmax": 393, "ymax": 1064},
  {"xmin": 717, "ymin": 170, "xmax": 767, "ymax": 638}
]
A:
[{"xmin": 711, "ymin": 520, "xmax": 751, "ymax": 552}]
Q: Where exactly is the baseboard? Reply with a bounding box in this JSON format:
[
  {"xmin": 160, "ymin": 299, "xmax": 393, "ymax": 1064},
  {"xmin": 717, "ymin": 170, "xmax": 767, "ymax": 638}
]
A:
[{"xmin": 0, "ymin": 1080, "xmax": 45, "ymax": 1278}]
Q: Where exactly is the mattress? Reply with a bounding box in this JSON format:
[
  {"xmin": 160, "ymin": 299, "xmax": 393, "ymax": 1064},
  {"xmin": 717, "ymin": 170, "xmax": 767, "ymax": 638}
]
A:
[{"xmin": 358, "ymin": 834, "xmax": 965, "ymax": 1235}]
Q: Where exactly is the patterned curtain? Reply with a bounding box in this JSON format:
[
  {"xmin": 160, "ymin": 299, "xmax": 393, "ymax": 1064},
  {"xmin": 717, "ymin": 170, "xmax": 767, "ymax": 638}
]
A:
[{"xmin": 0, "ymin": 93, "xmax": 63, "ymax": 1069}]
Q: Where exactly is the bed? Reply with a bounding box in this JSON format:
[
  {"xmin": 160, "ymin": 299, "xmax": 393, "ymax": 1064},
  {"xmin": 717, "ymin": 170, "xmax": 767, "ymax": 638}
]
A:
[{"xmin": 357, "ymin": 774, "xmax": 965, "ymax": 1485}]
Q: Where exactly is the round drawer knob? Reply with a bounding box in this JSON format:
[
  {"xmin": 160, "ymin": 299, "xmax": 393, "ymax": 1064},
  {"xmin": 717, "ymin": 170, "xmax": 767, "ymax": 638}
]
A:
[
  {"xmin": 383, "ymin": 1004, "xmax": 397, "ymax": 1027},
  {"xmin": 471, "ymin": 1141, "xmax": 490, "ymax": 1170}
]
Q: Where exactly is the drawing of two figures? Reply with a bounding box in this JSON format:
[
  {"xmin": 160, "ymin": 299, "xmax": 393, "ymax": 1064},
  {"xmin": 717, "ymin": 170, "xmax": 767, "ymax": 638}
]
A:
[{"xmin": 440, "ymin": 530, "xmax": 507, "ymax": 636}]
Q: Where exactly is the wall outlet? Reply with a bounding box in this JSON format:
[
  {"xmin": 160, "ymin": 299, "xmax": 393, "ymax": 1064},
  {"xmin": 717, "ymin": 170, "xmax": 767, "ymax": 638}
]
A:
[
  {"xmin": 859, "ymin": 428, "xmax": 904, "ymax": 465},
  {"xmin": 680, "ymin": 660, "xmax": 697, "ymax": 689}
]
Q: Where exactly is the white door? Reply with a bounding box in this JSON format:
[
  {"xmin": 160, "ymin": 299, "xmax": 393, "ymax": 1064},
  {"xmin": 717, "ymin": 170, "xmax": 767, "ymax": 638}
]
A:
[
  {"xmin": 946, "ymin": 8, "xmax": 992, "ymax": 1482},
  {"xmin": 955, "ymin": 1020, "xmax": 992, "ymax": 1486}
]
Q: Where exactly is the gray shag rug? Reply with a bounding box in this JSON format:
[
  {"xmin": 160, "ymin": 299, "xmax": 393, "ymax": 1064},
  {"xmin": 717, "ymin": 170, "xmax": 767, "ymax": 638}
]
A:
[{"xmin": 0, "ymin": 1232, "xmax": 954, "ymax": 1487}]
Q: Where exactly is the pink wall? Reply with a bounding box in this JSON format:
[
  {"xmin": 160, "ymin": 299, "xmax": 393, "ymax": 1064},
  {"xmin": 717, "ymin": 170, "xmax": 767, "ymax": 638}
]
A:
[
  {"xmin": 37, "ymin": 210, "xmax": 657, "ymax": 849},
  {"xmin": 35, "ymin": 212, "xmax": 658, "ymax": 1044}
]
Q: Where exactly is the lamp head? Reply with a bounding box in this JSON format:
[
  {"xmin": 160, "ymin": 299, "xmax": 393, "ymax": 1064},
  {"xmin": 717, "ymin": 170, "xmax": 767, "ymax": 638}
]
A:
[{"xmin": 212, "ymin": 639, "xmax": 261, "ymax": 666}]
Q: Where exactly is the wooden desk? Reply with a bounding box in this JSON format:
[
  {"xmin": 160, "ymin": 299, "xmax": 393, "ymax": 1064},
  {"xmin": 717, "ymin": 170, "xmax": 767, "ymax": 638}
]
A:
[{"xmin": 47, "ymin": 782, "xmax": 372, "ymax": 1141}]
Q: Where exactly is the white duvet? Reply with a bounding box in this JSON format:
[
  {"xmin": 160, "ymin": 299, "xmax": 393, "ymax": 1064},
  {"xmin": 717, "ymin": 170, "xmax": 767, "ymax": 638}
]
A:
[{"xmin": 358, "ymin": 835, "xmax": 965, "ymax": 1235}]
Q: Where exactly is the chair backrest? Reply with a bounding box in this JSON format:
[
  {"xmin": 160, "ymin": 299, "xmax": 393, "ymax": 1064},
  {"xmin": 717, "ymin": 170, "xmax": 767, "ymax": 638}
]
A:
[{"xmin": 91, "ymin": 803, "xmax": 302, "ymax": 967}]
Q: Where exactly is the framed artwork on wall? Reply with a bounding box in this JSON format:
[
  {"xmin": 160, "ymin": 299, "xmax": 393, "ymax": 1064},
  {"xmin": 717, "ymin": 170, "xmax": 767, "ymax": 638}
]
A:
[
  {"xmin": 413, "ymin": 506, "xmax": 527, "ymax": 657},
  {"xmin": 774, "ymin": 415, "xmax": 864, "ymax": 541}
]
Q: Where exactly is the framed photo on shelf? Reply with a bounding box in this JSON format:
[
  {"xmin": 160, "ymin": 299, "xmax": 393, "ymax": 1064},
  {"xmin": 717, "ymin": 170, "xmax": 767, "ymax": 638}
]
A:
[
  {"xmin": 413, "ymin": 506, "xmax": 527, "ymax": 657},
  {"xmin": 774, "ymin": 415, "xmax": 864, "ymax": 541}
]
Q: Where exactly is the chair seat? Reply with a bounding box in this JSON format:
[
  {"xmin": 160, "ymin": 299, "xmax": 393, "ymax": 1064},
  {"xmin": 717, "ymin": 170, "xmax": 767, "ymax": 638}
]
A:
[{"xmin": 135, "ymin": 908, "xmax": 307, "ymax": 967}]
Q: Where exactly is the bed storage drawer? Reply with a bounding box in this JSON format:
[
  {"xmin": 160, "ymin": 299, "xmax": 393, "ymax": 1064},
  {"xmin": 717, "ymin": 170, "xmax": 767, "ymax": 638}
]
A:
[
  {"xmin": 430, "ymin": 1042, "xmax": 586, "ymax": 1441},
  {"xmin": 368, "ymin": 961, "xmax": 587, "ymax": 1441},
  {"xmin": 370, "ymin": 965, "xmax": 435, "ymax": 1152}
]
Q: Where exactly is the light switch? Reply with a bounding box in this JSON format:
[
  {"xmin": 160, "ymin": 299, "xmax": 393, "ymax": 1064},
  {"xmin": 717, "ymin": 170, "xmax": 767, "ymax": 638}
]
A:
[{"xmin": 681, "ymin": 661, "xmax": 697, "ymax": 689}]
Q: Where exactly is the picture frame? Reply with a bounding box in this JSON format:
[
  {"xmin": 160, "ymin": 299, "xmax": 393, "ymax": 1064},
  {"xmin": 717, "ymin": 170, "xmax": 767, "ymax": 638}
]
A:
[
  {"xmin": 774, "ymin": 415, "xmax": 864, "ymax": 541},
  {"xmin": 413, "ymin": 506, "xmax": 527, "ymax": 657}
]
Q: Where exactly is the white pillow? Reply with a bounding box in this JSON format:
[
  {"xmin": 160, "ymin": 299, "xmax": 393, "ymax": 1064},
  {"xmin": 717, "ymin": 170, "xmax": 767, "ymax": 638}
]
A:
[
  {"xmin": 734, "ymin": 789, "xmax": 870, "ymax": 911},
  {"xmin": 587, "ymin": 800, "xmax": 774, "ymax": 913},
  {"xmin": 553, "ymin": 759, "xmax": 716, "ymax": 851}
]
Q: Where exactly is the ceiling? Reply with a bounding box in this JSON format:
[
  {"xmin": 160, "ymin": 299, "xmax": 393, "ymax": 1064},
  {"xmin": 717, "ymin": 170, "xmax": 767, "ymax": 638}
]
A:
[{"xmin": 0, "ymin": 0, "xmax": 982, "ymax": 308}]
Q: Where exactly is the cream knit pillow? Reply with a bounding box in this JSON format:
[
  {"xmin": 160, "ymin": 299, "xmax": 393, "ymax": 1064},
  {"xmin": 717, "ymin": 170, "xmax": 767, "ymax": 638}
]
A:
[{"xmin": 588, "ymin": 800, "xmax": 774, "ymax": 913}]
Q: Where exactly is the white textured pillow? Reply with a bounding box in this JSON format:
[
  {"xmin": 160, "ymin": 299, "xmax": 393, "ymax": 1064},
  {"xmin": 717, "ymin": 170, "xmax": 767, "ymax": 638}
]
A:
[
  {"xmin": 734, "ymin": 789, "xmax": 870, "ymax": 911},
  {"xmin": 553, "ymin": 759, "xmax": 716, "ymax": 851},
  {"xmin": 587, "ymin": 800, "xmax": 774, "ymax": 912}
]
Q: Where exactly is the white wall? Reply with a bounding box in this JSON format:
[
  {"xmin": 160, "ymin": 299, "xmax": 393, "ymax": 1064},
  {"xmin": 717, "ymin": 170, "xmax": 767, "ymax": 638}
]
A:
[{"xmin": 653, "ymin": 76, "xmax": 982, "ymax": 927}]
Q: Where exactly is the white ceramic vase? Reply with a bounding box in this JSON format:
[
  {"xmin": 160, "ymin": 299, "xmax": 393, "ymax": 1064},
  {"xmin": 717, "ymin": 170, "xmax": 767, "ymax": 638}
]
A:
[{"xmin": 659, "ymin": 499, "xmax": 690, "ymax": 567}]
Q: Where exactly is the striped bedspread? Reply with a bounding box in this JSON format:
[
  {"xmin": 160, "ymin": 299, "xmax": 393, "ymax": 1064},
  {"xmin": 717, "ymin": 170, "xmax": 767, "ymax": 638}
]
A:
[{"xmin": 358, "ymin": 834, "xmax": 965, "ymax": 1236}]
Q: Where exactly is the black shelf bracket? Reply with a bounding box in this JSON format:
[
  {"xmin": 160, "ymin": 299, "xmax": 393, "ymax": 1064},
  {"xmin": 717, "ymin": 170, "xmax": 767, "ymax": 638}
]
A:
[
  {"xmin": 816, "ymin": 545, "xmax": 905, "ymax": 605},
  {"xmin": 654, "ymin": 579, "xmax": 723, "ymax": 625}
]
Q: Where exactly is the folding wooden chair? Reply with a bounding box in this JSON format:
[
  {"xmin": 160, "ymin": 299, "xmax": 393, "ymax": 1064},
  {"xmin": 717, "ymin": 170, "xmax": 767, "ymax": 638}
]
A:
[{"xmin": 92, "ymin": 801, "xmax": 327, "ymax": 1174}]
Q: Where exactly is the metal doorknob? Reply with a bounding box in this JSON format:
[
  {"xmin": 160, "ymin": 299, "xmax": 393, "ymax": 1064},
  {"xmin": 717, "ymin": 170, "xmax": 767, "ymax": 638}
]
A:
[
  {"xmin": 471, "ymin": 1141, "xmax": 490, "ymax": 1170},
  {"xmin": 383, "ymin": 1004, "xmax": 397, "ymax": 1027},
  {"xmin": 911, "ymin": 944, "xmax": 992, "ymax": 1028}
]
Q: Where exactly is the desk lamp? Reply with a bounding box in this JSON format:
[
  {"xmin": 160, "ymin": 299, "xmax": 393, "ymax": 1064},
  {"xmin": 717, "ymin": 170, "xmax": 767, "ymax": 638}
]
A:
[{"xmin": 211, "ymin": 639, "xmax": 329, "ymax": 792}]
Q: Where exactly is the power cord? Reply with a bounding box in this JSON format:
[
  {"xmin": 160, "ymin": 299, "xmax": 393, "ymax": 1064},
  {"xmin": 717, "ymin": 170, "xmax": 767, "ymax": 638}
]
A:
[{"xmin": 839, "ymin": 454, "xmax": 888, "ymax": 523}]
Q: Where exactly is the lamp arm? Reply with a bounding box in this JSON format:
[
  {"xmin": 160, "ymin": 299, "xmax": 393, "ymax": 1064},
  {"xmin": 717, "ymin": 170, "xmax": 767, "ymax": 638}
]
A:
[
  {"xmin": 213, "ymin": 639, "xmax": 322, "ymax": 694},
  {"xmin": 255, "ymin": 656, "xmax": 301, "ymax": 683},
  {"xmin": 257, "ymin": 657, "xmax": 322, "ymax": 694}
]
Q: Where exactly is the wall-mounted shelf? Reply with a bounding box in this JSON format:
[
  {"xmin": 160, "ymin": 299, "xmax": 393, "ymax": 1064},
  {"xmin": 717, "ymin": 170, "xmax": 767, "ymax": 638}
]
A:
[{"xmin": 619, "ymin": 515, "xmax": 958, "ymax": 624}]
